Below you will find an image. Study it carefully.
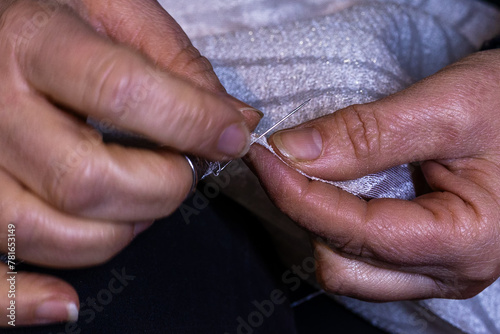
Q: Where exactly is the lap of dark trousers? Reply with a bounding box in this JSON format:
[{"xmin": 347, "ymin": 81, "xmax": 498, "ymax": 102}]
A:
[{"xmin": 6, "ymin": 194, "xmax": 298, "ymax": 334}]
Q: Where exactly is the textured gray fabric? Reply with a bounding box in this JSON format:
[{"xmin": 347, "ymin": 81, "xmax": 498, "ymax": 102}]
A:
[{"xmin": 160, "ymin": 0, "xmax": 500, "ymax": 333}]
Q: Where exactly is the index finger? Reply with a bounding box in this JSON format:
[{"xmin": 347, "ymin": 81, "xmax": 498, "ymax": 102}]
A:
[
  {"xmin": 247, "ymin": 145, "xmax": 490, "ymax": 272},
  {"xmin": 9, "ymin": 2, "xmax": 250, "ymax": 160}
]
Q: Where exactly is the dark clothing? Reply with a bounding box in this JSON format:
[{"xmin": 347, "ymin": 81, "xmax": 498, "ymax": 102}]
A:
[
  {"xmin": 5, "ymin": 194, "xmax": 384, "ymax": 334},
  {"xmin": 8, "ymin": 196, "xmax": 299, "ymax": 334},
  {"xmin": 483, "ymin": 0, "xmax": 500, "ymax": 6}
]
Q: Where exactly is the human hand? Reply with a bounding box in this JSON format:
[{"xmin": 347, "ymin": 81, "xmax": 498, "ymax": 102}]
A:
[
  {"xmin": 247, "ymin": 50, "xmax": 500, "ymax": 301},
  {"xmin": 0, "ymin": 0, "xmax": 260, "ymax": 326}
]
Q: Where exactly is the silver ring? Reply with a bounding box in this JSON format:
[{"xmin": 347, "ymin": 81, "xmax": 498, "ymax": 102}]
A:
[{"xmin": 184, "ymin": 155, "xmax": 198, "ymax": 196}]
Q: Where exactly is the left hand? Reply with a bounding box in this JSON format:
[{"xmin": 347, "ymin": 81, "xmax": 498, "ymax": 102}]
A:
[
  {"xmin": 247, "ymin": 50, "xmax": 500, "ymax": 301},
  {"xmin": 0, "ymin": 0, "xmax": 261, "ymax": 326}
]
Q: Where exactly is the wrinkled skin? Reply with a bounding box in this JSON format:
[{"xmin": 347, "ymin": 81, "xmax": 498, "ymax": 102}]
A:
[
  {"xmin": 248, "ymin": 50, "xmax": 500, "ymax": 302},
  {"xmin": 0, "ymin": 0, "xmax": 261, "ymax": 326}
]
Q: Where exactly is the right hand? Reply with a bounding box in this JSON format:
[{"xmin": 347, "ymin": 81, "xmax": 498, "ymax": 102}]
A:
[
  {"xmin": 0, "ymin": 0, "xmax": 260, "ymax": 326},
  {"xmin": 247, "ymin": 50, "xmax": 500, "ymax": 302}
]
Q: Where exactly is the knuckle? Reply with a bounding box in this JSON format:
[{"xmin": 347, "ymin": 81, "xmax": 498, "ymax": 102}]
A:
[
  {"xmin": 50, "ymin": 224, "xmax": 132, "ymax": 267},
  {"xmin": 98, "ymin": 233, "xmax": 132, "ymax": 263},
  {"xmin": 160, "ymin": 91, "xmax": 216, "ymax": 150},
  {"xmin": 268, "ymin": 173, "xmax": 315, "ymax": 225},
  {"xmin": 313, "ymin": 244, "xmax": 350, "ymax": 295},
  {"xmin": 337, "ymin": 105, "xmax": 382, "ymax": 164},
  {"xmin": 315, "ymin": 258, "xmax": 360, "ymax": 297},
  {"xmin": 171, "ymin": 44, "xmax": 208, "ymax": 73},
  {"xmin": 0, "ymin": 1, "xmax": 35, "ymax": 50},
  {"xmin": 71, "ymin": 228, "xmax": 132, "ymax": 266},
  {"xmin": 459, "ymin": 259, "xmax": 500, "ymax": 286},
  {"xmin": 425, "ymin": 65, "xmax": 494, "ymax": 147},
  {"xmin": 181, "ymin": 46, "xmax": 212, "ymax": 73},
  {"xmin": 169, "ymin": 44, "xmax": 222, "ymax": 91},
  {"xmin": 446, "ymin": 221, "xmax": 500, "ymax": 283},
  {"xmin": 435, "ymin": 222, "xmax": 500, "ymax": 297},
  {"xmin": 193, "ymin": 54, "xmax": 216, "ymax": 76},
  {"xmin": 48, "ymin": 153, "xmax": 108, "ymax": 214},
  {"xmin": 275, "ymin": 183, "xmax": 305, "ymax": 217},
  {"xmin": 315, "ymin": 260, "xmax": 343, "ymax": 294},
  {"xmin": 0, "ymin": 0, "xmax": 61, "ymax": 60},
  {"xmin": 437, "ymin": 275, "xmax": 491, "ymax": 300},
  {"xmin": 335, "ymin": 237, "xmax": 369, "ymax": 258},
  {"xmin": 90, "ymin": 50, "xmax": 153, "ymax": 122},
  {"xmin": 458, "ymin": 279, "xmax": 496, "ymax": 299},
  {"xmin": 427, "ymin": 99, "xmax": 473, "ymax": 147}
]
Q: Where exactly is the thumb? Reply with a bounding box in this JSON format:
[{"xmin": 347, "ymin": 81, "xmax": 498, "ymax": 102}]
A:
[
  {"xmin": 268, "ymin": 52, "xmax": 500, "ymax": 180},
  {"xmin": 1, "ymin": 265, "xmax": 79, "ymax": 327}
]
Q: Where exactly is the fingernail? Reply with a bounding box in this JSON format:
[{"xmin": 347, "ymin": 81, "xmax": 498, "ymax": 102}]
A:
[
  {"xmin": 218, "ymin": 123, "xmax": 250, "ymax": 157},
  {"xmin": 239, "ymin": 107, "xmax": 263, "ymax": 131},
  {"xmin": 35, "ymin": 301, "xmax": 79, "ymax": 324},
  {"xmin": 133, "ymin": 220, "xmax": 155, "ymax": 237},
  {"xmin": 221, "ymin": 94, "xmax": 264, "ymax": 119},
  {"xmin": 239, "ymin": 107, "xmax": 264, "ymax": 119},
  {"xmin": 272, "ymin": 127, "xmax": 323, "ymax": 161}
]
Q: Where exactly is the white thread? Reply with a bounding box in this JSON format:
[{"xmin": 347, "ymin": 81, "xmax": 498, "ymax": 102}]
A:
[{"xmin": 199, "ymin": 100, "xmax": 312, "ymax": 178}]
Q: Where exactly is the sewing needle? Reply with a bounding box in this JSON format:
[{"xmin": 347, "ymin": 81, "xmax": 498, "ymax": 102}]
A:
[
  {"xmin": 215, "ymin": 99, "xmax": 311, "ymax": 175},
  {"xmin": 251, "ymin": 98, "xmax": 311, "ymax": 144}
]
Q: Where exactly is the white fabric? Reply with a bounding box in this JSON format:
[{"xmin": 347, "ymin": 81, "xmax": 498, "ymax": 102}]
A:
[{"xmin": 159, "ymin": 0, "xmax": 500, "ymax": 333}]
